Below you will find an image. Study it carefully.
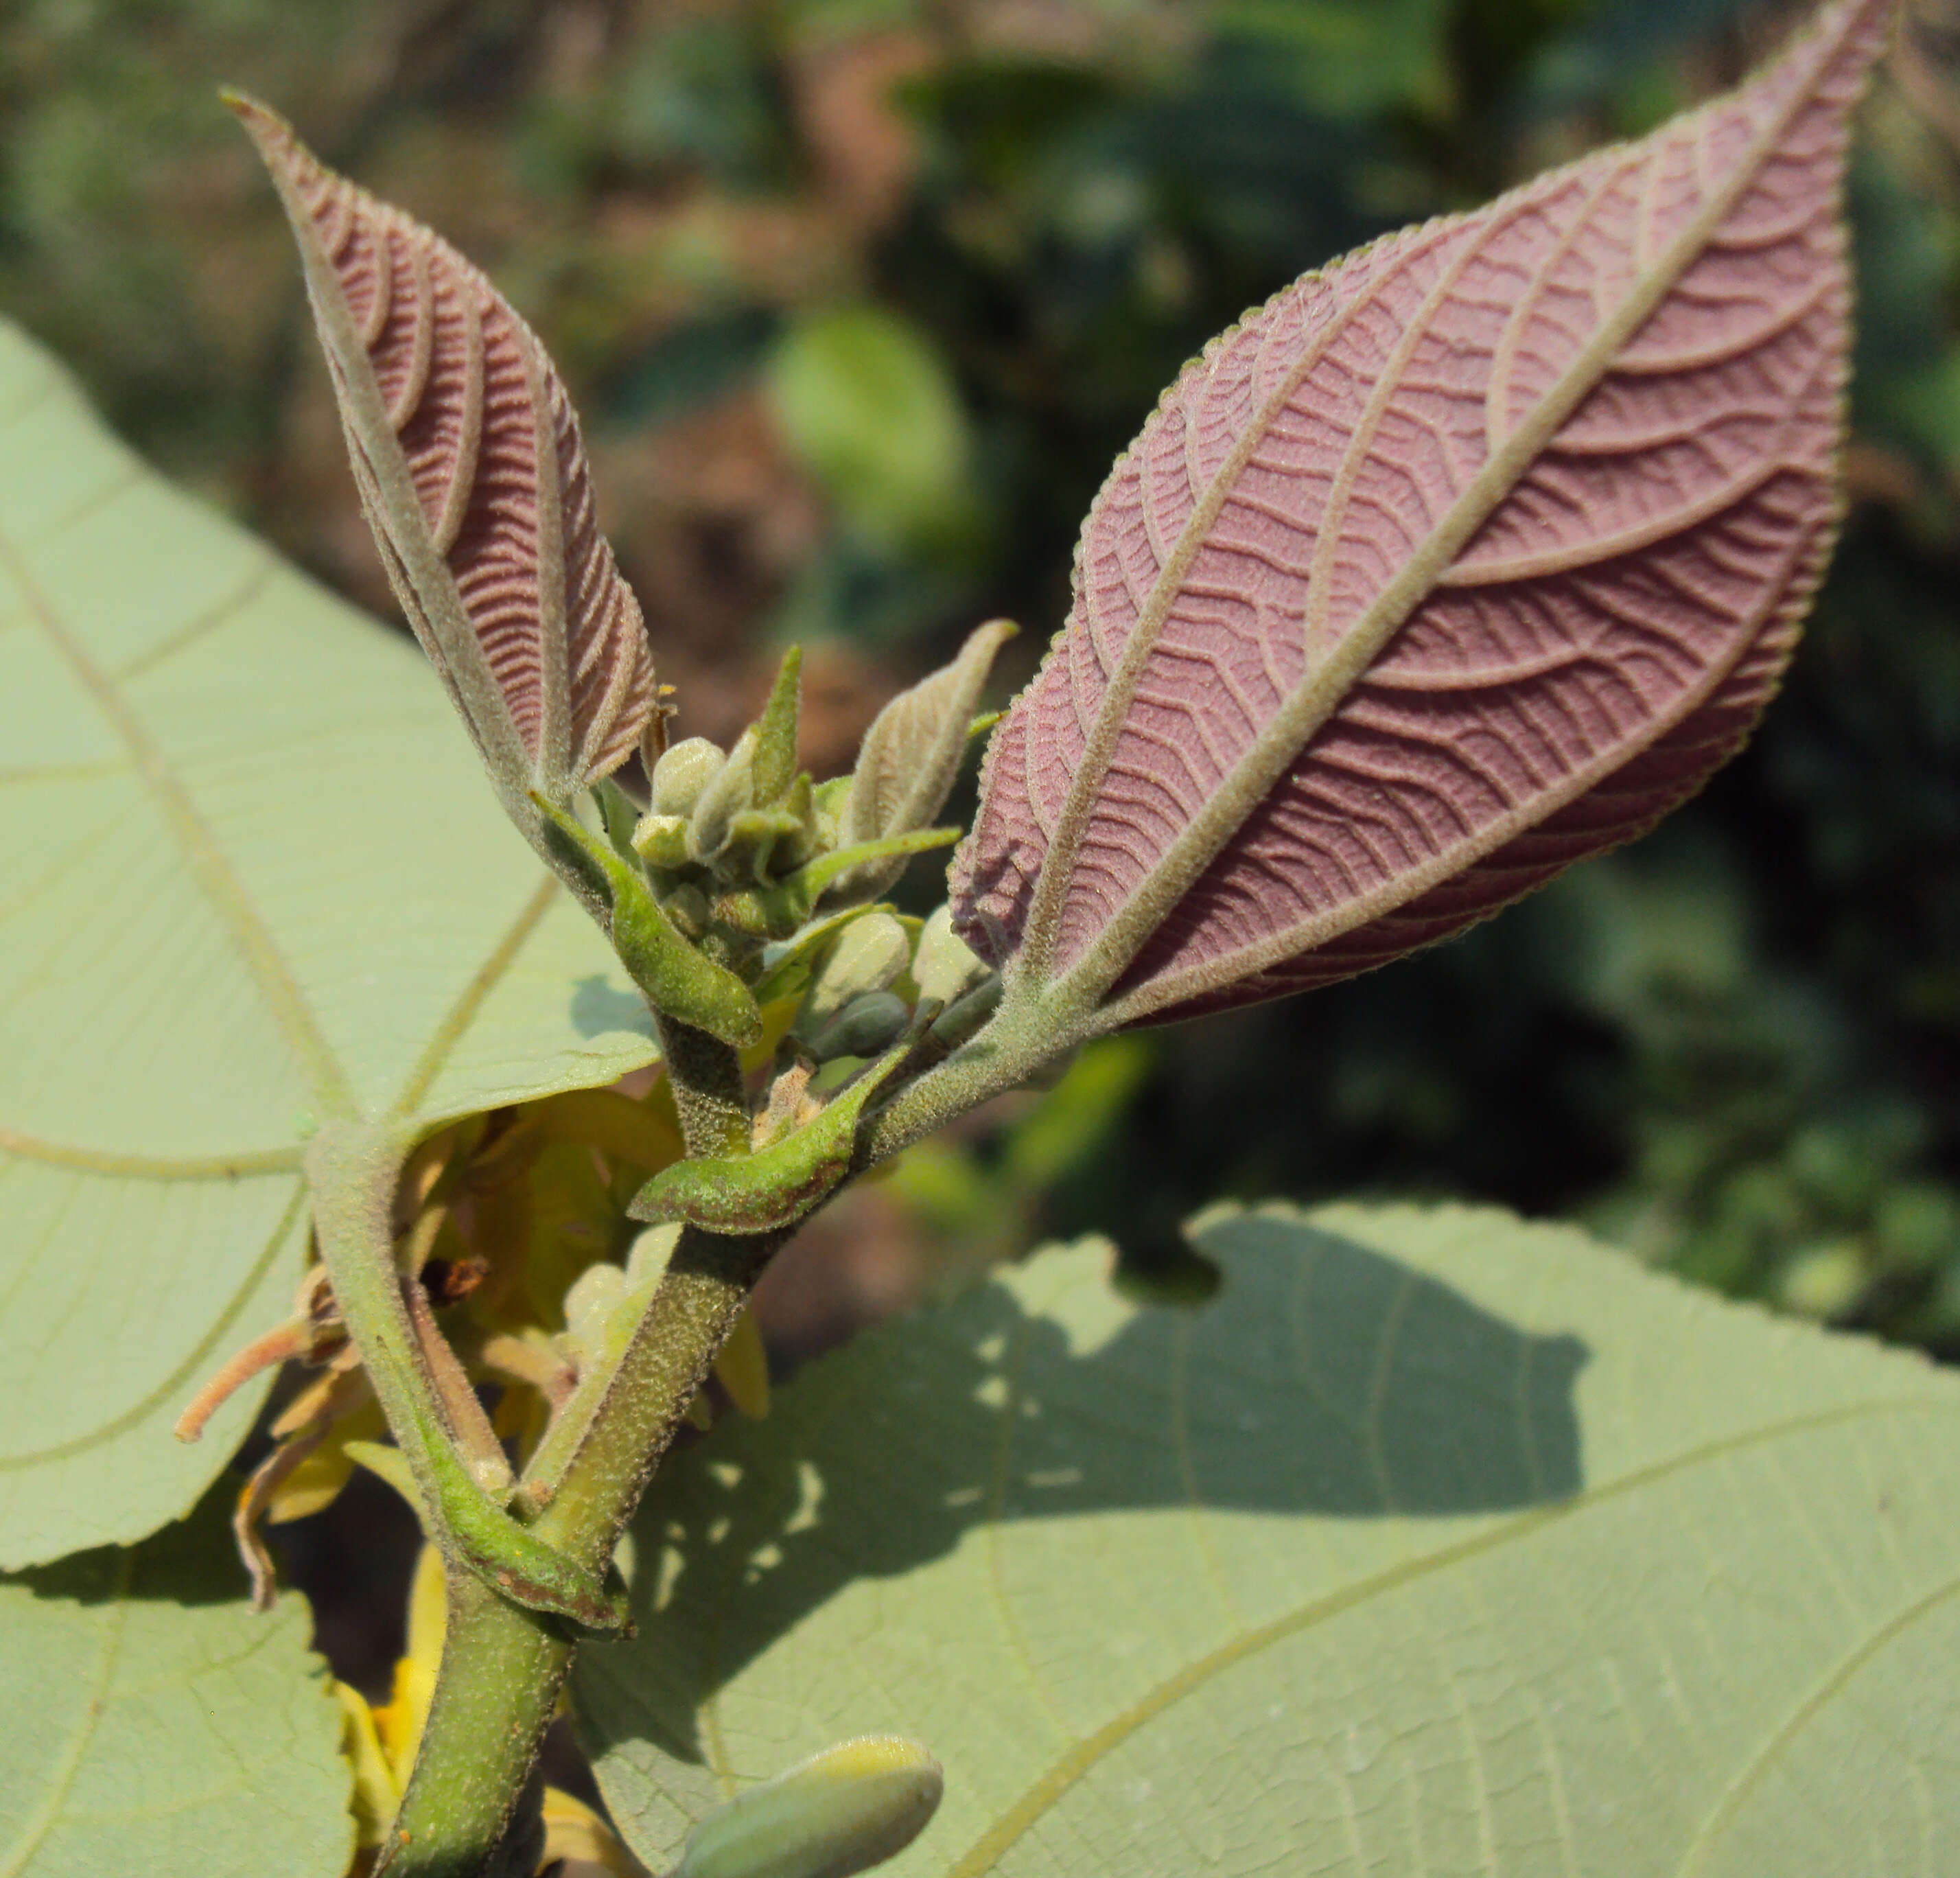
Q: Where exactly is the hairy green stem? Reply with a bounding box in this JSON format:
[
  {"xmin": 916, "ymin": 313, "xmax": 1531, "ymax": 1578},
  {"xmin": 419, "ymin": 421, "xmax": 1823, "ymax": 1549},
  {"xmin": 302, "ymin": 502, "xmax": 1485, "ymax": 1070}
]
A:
[
  {"xmin": 369, "ymin": 984, "xmax": 1073, "ymax": 1873},
  {"xmin": 382, "ymin": 1018, "xmax": 775, "ymax": 1872},
  {"xmin": 655, "ymin": 1010, "xmax": 753, "ymax": 1157},
  {"xmin": 305, "ymin": 1122, "xmax": 493, "ymax": 1509},
  {"xmin": 381, "ymin": 1222, "xmax": 784, "ymax": 1873},
  {"xmin": 858, "ymin": 987, "xmax": 1086, "ymax": 1169},
  {"xmin": 374, "ymin": 1571, "xmax": 564, "ymax": 1878}
]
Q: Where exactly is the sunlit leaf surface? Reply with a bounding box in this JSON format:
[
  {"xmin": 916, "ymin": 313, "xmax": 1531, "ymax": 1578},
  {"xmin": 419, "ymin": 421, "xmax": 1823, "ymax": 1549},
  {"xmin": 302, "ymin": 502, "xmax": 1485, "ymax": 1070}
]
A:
[
  {"xmin": 0, "ymin": 321, "xmax": 656, "ymax": 1566},
  {"xmin": 578, "ymin": 1201, "xmax": 1960, "ymax": 1877},
  {"xmin": 0, "ymin": 1488, "xmax": 351, "ymax": 1877}
]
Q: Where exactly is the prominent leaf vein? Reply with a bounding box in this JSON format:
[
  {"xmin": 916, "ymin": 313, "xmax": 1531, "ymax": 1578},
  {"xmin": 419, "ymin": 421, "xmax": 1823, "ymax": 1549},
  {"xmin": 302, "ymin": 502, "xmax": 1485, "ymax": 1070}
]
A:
[
  {"xmin": 0, "ymin": 522, "xmax": 355, "ymax": 1115},
  {"xmin": 1674, "ymin": 1569, "xmax": 1960, "ymax": 1877},
  {"xmin": 944, "ymin": 1396, "xmax": 1955, "ymax": 1877},
  {"xmin": 388, "ymin": 872, "xmax": 565, "ymax": 1117},
  {"xmin": 0, "ymin": 1184, "xmax": 305, "ymax": 1472},
  {"xmin": 0, "ymin": 1550, "xmax": 130, "ymax": 1878},
  {"xmin": 112, "ymin": 557, "xmax": 277, "ymax": 686},
  {"xmin": 0, "ymin": 1130, "xmax": 303, "ymax": 1180}
]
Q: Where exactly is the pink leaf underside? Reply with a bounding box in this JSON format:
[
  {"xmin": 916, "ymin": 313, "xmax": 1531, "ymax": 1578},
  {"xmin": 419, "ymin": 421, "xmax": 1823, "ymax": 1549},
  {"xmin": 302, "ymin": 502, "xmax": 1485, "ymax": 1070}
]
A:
[
  {"xmin": 950, "ymin": 0, "xmax": 1886, "ymax": 1026},
  {"xmin": 246, "ymin": 109, "xmax": 653, "ymax": 785}
]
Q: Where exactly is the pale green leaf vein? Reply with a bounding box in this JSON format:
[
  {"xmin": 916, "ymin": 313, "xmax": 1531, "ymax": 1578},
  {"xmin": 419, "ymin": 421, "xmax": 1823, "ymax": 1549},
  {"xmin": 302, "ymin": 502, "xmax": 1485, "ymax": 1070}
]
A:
[
  {"xmin": 389, "ymin": 872, "xmax": 565, "ymax": 1118},
  {"xmin": 0, "ymin": 1183, "xmax": 305, "ymax": 1472},
  {"xmin": 1675, "ymin": 1568, "xmax": 1960, "ymax": 1877},
  {"xmin": 0, "ymin": 522, "xmax": 354, "ymax": 1115},
  {"xmin": 0, "ymin": 1130, "xmax": 303, "ymax": 1180},
  {"xmin": 944, "ymin": 1395, "xmax": 1956, "ymax": 1877},
  {"xmin": 0, "ymin": 1550, "xmax": 130, "ymax": 1878},
  {"xmin": 113, "ymin": 556, "xmax": 277, "ymax": 686}
]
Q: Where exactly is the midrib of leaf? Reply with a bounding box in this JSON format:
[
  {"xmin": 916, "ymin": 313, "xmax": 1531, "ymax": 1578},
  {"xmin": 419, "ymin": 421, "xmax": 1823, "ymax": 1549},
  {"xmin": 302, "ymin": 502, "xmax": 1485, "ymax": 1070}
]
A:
[
  {"xmin": 0, "ymin": 1185, "xmax": 305, "ymax": 1472},
  {"xmin": 943, "ymin": 1393, "xmax": 1954, "ymax": 1878},
  {"xmin": 0, "ymin": 1132, "xmax": 302, "ymax": 1179},
  {"xmin": 1674, "ymin": 1571, "xmax": 1960, "ymax": 1878},
  {"xmin": 0, "ymin": 398, "xmax": 616, "ymax": 1147},
  {"xmin": 1031, "ymin": 31, "xmax": 1843, "ymax": 1024},
  {"xmin": 0, "ymin": 518, "xmax": 357, "ymax": 1120},
  {"xmin": 1012, "ymin": 225, "xmax": 1449, "ymax": 987},
  {"xmin": 0, "ymin": 1551, "xmax": 130, "ymax": 1878}
]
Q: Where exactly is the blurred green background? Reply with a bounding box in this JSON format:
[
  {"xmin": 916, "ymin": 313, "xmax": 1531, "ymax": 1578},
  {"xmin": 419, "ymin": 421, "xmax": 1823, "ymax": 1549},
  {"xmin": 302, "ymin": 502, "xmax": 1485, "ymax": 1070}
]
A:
[{"xmin": 7, "ymin": 0, "xmax": 1958, "ymax": 1354}]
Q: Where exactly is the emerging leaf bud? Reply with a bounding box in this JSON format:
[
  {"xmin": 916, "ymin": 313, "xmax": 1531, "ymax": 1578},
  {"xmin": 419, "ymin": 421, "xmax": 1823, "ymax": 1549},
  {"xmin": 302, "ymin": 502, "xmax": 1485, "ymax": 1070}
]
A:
[
  {"xmin": 826, "ymin": 619, "xmax": 1015, "ymax": 905},
  {"xmin": 229, "ymin": 97, "xmax": 657, "ymax": 836}
]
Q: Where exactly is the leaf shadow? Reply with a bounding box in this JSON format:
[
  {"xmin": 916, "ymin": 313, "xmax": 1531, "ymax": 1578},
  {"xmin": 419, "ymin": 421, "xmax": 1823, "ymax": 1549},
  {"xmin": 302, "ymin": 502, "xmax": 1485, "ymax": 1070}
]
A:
[
  {"xmin": 570, "ymin": 973, "xmax": 657, "ymax": 1041},
  {"xmin": 579, "ymin": 1215, "xmax": 1590, "ymax": 1771},
  {"xmin": 7, "ymin": 1476, "xmax": 259, "ymax": 1610}
]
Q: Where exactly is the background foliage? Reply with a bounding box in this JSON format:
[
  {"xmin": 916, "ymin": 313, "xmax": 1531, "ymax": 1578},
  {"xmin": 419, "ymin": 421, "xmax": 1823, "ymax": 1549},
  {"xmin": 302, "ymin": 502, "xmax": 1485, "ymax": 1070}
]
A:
[{"xmin": 4, "ymin": 0, "xmax": 1957, "ymax": 1354}]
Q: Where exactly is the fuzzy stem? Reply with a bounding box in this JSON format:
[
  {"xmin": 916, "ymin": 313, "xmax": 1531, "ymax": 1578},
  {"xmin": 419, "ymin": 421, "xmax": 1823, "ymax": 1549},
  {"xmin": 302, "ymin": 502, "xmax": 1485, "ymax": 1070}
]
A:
[
  {"xmin": 380, "ymin": 1222, "xmax": 783, "ymax": 1875},
  {"xmin": 373, "ymin": 982, "xmax": 1065, "ymax": 1873},
  {"xmin": 375, "ymin": 1570, "xmax": 564, "ymax": 1878},
  {"xmin": 655, "ymin": 1011, "xmax": 752, "ymax": 1157},
  {"xmin": 857, "ymin": 987, "xmax": 1085, "ymax": 1168}
]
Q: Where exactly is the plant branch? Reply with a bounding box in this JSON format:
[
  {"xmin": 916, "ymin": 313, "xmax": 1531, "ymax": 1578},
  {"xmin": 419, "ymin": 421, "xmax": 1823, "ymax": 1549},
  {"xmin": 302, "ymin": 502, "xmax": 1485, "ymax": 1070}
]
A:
[
  {"xmin": 375, "ymin": 951, "xmax": 1068, "ymax": 1873},
  {"xmin": 856, "ymin": 988, "xmax": 1089, "ymax": 1170},
  {"xmin": 382, "ymin": 1220, "xmax": 787, "ymax": 1874},
  {"xmin": 655, "ymin": 1010, "xmax": 753, "ymax": 1157}
]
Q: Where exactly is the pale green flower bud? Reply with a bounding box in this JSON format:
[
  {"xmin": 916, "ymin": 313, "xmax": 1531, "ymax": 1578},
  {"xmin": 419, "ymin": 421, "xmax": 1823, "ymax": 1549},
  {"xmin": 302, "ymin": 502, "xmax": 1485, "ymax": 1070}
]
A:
[
  {"xmin": 913, "ymin": 904, "xmax": 990, "ymax": 1007},
  {"xmin": 807, "ymin": 990, "xmax": 911, "ymax": 1062},
  {"xmin": 795, "ymin": 913, "xmax": 910, "ymax": 1041},
  {"xmin": 674, "ymin": 1736, "xmax": 943, "ymax": 1878},
  {"xmin": 650, "ymin": 737, "xmax": 727, "ymax": 816}
]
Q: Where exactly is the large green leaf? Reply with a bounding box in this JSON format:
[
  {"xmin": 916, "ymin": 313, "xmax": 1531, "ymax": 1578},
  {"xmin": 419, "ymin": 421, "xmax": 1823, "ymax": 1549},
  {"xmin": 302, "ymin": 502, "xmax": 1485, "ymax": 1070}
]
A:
[
  {"xmin": 576, "ymin": 1201, "xmax": 1960, "ymax": 1877},
  {"xmin": 0, "ymin": 1486, "xmax": 351, "ymax": 1877},
  {"xmin": 0, "ymin": 320, "xmax": 657, "ymax": 1566}
]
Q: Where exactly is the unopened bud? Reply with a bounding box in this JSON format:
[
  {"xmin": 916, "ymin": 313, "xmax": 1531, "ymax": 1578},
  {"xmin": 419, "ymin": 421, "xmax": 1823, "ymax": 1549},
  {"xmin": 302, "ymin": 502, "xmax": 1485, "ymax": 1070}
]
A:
[
  {"xmin": 795, "ymin": 914, "xmax": 911, "ymax": 1041},
  {"xmin": 689, "ymin": 729, "xmax": 759, "ymax": 861},
  {"xmin": 674, "ymin": 1736, "xmax": 944, "ymax": 1878},
  {"xmin": 807, "ymin": 990, "xmax": 911, "ymax": 1062},
  {"xmin": 913, "ymin": 905, "xmax": 990, "ymax": 1008},
  {"xmin": 650, "ymin": 737, "xmax": 727, "ymax": 817}
]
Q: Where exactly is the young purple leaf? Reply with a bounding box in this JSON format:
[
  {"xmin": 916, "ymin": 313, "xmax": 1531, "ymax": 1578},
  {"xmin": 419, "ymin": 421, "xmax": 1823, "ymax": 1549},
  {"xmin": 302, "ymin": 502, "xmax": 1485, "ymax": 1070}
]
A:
[
  {"xmin": 230, "ymin": 97, "xmax": 655, "ymax": 811},
  {"xmin": 950, "ymin": 0, "xmax": 1887, "ymax": 1030}
]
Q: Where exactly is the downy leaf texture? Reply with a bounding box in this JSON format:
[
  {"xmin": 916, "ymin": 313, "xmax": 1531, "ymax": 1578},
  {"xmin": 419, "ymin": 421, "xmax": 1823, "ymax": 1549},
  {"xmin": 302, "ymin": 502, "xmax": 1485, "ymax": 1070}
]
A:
[
  {"xmin": 950, "ymin": 0, "xmax": 1887, "ymax": 1028},
  {"xmin": 232, "ymin": 99, "xmax": 655, "ymax": 803},
  {"xmin": 827, "ymin": 618, "xmax": 1016, "ymax": 904}
]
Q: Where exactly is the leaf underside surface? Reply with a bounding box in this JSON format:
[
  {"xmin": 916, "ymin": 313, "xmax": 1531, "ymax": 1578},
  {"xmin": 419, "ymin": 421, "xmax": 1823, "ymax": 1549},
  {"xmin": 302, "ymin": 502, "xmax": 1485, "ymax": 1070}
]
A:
[
  {"xmin": 0, "ymin": 1487, "xmax": 351, "ymax": 1878},
  {"xmin": 575, "ymin": 1200, "xmax": 1960, "ymax": 1878},
  {"xmin": 234, "ymin": 100, "xmax": 655, "ymax": 796},
  {"xmin": 0, "ymin": 320, "xmax": 657, "ymax": 1567},
  {"xmin": 951, "ymin": 0, "xmax": 1887, "ymax": 1027}
]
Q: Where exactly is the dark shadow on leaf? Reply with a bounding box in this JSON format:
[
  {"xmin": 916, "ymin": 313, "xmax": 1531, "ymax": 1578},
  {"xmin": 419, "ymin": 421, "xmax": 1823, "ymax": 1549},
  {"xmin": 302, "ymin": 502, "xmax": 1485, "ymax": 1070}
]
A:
[
  {"xmin": 575, "ymin": 1212, "xmax": 1589, "ymax": 1770},
  {"xmin": 570, "ymin": 973, "xmax": 657, "ymax": 1041},
  {"xmin": 7, "ymin": 1474, "xmax": 257, "ymax": 1610}
]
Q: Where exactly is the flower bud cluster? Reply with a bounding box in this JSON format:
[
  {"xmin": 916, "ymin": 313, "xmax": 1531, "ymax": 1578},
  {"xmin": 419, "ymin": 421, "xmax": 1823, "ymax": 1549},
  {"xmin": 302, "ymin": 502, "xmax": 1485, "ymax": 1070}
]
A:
[{"xmin": 633, "ymin": 731, "xmax": 830, "ymax": 891}]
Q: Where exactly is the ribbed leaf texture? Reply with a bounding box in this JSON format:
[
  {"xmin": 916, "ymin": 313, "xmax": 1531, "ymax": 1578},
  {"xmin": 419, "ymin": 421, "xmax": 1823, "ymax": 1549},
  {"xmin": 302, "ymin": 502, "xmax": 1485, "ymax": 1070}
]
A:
[
  {"xmin": 950, "ymin": 0, "xmax": 1886, "ymax": 1028},
  {"xmin": 233, "ymin": 100, "xmax": 654, "ymax": 796}
]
